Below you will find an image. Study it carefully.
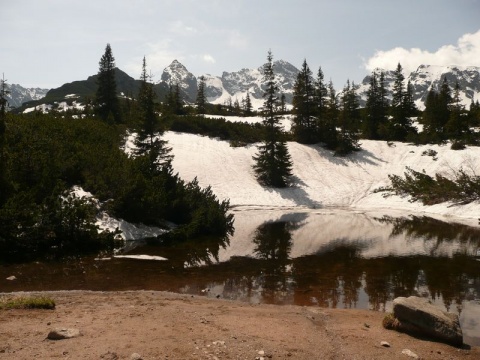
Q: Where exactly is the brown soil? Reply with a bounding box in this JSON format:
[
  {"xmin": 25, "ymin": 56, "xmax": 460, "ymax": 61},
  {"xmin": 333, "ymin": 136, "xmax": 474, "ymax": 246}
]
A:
[{"xmin": 0, "ymin": 291, "xmax": 478, "ymax": 360}]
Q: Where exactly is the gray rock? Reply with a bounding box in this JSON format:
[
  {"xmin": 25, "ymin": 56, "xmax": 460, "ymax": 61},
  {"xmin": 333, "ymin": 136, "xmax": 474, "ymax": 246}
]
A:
[
  {"xmin": 380, "ymin": 341, "xmax": 390, "ymax": 347},
  {"xmin": 130, "ymin": 353, "xmax": 142, "ymax": 360},
  {"xmin": 393, "ymin": 296, "xmax": 463, "ymax": 346},
  {"xmin": 6, "ymin": 276, "xmax": 16, "ymax": 281},
  {"xmin": 401, "ymin": 348, "xmax": 418, "ymax": 358},
  {"xmin": 47, "ymin": 328, "xmax": 81, "ymax": 340}
]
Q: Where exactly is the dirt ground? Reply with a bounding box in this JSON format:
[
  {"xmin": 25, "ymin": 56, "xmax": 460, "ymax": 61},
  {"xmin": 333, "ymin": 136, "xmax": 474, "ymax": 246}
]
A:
[{"xmin": 0, "ymin": 291, "xmax": 478, "ymax": 360}]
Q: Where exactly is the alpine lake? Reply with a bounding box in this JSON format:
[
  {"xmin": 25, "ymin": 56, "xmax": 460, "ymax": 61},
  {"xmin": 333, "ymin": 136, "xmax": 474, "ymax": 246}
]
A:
[{"xmin": 2, "ymin": 209, "xmax": 480, "ymax": 346}]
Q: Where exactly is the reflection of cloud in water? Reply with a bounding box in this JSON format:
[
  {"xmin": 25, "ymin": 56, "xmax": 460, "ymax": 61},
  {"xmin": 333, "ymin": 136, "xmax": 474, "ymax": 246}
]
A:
[
  {"xmin": 219, "ymin": 210, "xmax": 480, "ymax": 262},
  {"xmin": 460, "ymin": 301, "xmax": 480, "ymax": 346}
]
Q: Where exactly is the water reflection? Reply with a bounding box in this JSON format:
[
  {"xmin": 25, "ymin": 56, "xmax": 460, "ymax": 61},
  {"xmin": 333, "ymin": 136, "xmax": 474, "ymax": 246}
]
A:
[{"xmin": 2, "ymin": 210, "xmax": 480, "ymax": 344}]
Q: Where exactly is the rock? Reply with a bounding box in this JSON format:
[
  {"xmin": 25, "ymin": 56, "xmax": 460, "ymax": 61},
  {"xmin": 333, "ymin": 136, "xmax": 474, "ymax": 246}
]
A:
[
  {"xmin": 258, "ymin": 350, "xmax": 265, "ymax": 356},
  {"xmin": 47, "ymin": 328, "xmax": 81, "ymax": 340},
  {"xmin": 6, "ymin": 276, "xmax": 16, "ymax": 281},
  {"xmin": 393, "ymin": 296, "xmax": 463, "ymax": 347},
  {"xmin": 380, "ymin": 341, "xmax": 390, "ymax": 347},
  {"xmin": 100, "ymin": 352, "xmax": 119, "ymax": 360},
  {"xmin": 130, "ymin": 353, "xmax": 142, "ymax": 360},
  {"xmin": 401, "ymin": 349, "xmax": 418, "ymax": 358}
]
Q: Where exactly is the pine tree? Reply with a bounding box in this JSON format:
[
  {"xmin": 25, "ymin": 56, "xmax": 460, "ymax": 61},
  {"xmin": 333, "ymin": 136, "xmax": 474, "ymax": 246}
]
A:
[
  {"xmin": 244, "ymin": 91, "xmax": 253, "ymax": 116},
  {"xmin": 446, "ymin": 81, "xmax": 469, "ymax": 143},
  {"xmin": 389, "ymin": 63, "xmax": 416, "ymax": 141},
  {"xmin": 165, "ymin": 83, "xmax": 184, "ymax": 115},
  {"xmin": 336, "ymin": 80, "xmax": 360, "ymax": 155},
  {"xmin": 322, "ymin": 80, "xmax": 339, "ymax": 149},
  {"xmin": 292, "ymin": 59, "xmax": 317, "ymax": 143},
  {"xmin": 252, "ymin": 50, "xmax": 292, "ymax": 188},
  {"xmin": 95, "ymin": 43, "xmax": 121, "ymax": 124},
  {"xmin": 195, "ymin": 75, "xmax": 207, "ymax": 115},
  {"xmin": 363, "ymin": 70, "xmax": 388, "ymax": 140},
  {"xmin": 135, "ymin": 57, "xmax": 172, "ymax": 174},
  {"xmin": 0, "ymin": 74, "xmax": 9, "ymax": 205}
]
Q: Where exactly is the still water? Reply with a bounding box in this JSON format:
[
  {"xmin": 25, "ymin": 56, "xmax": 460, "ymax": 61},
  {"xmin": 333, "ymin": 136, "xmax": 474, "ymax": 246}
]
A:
[{"xmin": 1, "ymin": 209, "xmax": 480, "ymax": 345}]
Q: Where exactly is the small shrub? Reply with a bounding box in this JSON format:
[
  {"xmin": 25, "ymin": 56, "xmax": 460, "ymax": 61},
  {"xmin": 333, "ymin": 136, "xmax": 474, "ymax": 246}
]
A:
[
  {"xmin": 382, "ymin": 313, "xmax": 397, "ymax": 330},
  {"xmin": 0, "ymin": 296, "xmax": 56, "ymax": 310},
  {"xmin": 450, "ymin": 141, "xmax": 466, "ymax": 150}
]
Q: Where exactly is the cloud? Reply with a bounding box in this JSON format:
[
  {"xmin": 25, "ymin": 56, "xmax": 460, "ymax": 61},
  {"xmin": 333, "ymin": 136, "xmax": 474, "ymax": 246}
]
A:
[
  {"xmin": 123, "ymin": 40, "xmax": 185, "ymax": 79},
  {"xmin": 202, "ymin": 54, "xmax": 216, "ymax": 64},
  {"xmin": 228, "ymin": 30, "xmax": 249, "ymax": 50},
  {"xmin": 364, "ymin": 30, "xmax": 480, "ymax": 74},
  {"xmin": 168, "ymin": 20, "xmax": 198, "ymax": 36}
]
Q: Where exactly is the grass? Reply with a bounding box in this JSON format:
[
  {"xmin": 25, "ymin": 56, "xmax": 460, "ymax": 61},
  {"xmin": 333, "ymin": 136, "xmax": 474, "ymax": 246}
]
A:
[{"xmin": 0, "ymin": 295, "xmax": 56, "ymax": 310}]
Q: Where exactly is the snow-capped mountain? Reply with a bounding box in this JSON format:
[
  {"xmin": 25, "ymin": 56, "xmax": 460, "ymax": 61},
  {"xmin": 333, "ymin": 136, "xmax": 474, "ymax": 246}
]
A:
[
  {"xmin": 203, "ymin": 60, "xmax": 299, "ymax": 109},
  {"xmin": 5, "ymin": 83, "xmax": 49, "ymax": 108},
  {"xmin": 157, "ymin": 59, "xmax": 299, "ymax": 109},
  {"xmin": 160, "ymin": 60, "xmax": 197, "ymax": 101},
  {"xmin": 356, "ymin": 65, "xmax": 480, "ymax": 110}
]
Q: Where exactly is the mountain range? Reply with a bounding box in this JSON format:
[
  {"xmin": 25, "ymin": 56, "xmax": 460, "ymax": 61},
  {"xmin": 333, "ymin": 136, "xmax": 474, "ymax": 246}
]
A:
[{"xmin": 8, "ymin": 61, "xmax": 480, "ymax": 112}]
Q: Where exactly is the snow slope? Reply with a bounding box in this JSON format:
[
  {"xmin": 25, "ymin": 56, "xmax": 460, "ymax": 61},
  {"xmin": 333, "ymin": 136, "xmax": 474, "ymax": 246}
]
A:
[{"xmin": 164, "ymin": 130, "xmax": 480, "ymax": 223}]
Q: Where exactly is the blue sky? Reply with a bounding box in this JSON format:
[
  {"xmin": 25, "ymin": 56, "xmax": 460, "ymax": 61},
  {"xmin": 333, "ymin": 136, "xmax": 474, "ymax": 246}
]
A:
[{"xmin": 2, "ymin": 0, "xmax": 480, "ymax": 89}]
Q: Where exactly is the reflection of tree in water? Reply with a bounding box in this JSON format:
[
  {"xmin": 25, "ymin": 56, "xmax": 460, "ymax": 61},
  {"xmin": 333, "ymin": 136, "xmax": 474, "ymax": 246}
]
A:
[
  {"xmin": 252, "ymin": 220, "xmax": 296, "ymax": 303},
  {"xmin": 378, "ymin": 215, "xmax": 480, "ymax": 255}
]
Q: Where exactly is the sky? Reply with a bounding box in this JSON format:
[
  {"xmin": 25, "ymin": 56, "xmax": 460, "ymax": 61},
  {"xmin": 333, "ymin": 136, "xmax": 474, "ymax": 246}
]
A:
[{"xmin": 2, "ymin": 0, "xmax": 480, "ymax": 89}]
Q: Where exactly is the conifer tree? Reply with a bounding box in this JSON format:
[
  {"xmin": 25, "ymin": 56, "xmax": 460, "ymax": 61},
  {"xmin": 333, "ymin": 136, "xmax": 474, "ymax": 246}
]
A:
[
  {"xmin": 95, "ymin": 43, "xmax": 121, "ymax": 124},
  {"xmin": 165, "ymin": 83, "xmax": 184, "ymax": 115},
  {"xmin": 244, "ymin": 91, "xmax": 253, "ymax": 116},
  {"xmin": 446, "ymin": 81, "xmax": 469, "ymax": 143},
  {"xmin": 195, "ymin": 75, "xmax": 207, "ymax": 115},
  {"xmin": 363, "ymin": 70, "xmax": 388, "ymax": 140},
  {"xmin": 336, "ymin": 80, "xmax": 360, "ymax": 155},
  {"xmin": 252, "ymin": 50, "xmax": 292, "ymax": 188},
  {"xmin": 292, "ymin": 59, "xmax": 317, "ymax": 143},
  {"xmin": 322, "ymin": 80, "xmax": 339, "ymax": 149},
  {"xmin": 389, "ymin": 63, "xmax": 416, "ymax": 141},
  {"xmin": 135, "ymin": 57, "xmax": 172, "ymax": 174},
  {"xmin": 0, "ymin": 74, "xmax": 9, "ymax": 205}
]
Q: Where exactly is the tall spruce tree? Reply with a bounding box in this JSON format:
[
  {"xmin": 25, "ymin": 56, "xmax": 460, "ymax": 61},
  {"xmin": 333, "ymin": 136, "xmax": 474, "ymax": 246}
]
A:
[
  {"xmin": 446, "ymin": 80, "xmax": 469, "ymax": 143},
  {"xmin": 252, "ymin": 50, "xmax": 292, "ymax": 188},
  {"xmin": 323, "ymin": 80, "xmax": 339, "ymax": 149},
  {"xmin": 95, "ymin": 43, "xmax": 121, "ymax": 124},
  {"xmin": 389, "ymin": 63, "xmax": 415, "ymax": 141},
  {"xmin": 363, "ymin": 70, "xmax": 388, "ymax": 140},
  {"xmin": 292, "ymin": 59, "xmax": 317, "ymax": 143},
  {"xmin": 337, "ymin": 80, "xmax": 360, "ymax": 155},
  {"xmin": 135, "ymin": 57, "xmax": 172, "ymax": 174},
  {"xmin": 195, "ymin": 75, "xmax": 207, "ymax": 115},
  {"xmin": 0, "ymin": 74, "xmax": 9, "ymax": 205},
  {"xmin": 244, "ymin": 91, "xmax": 253, "ymax": 116}
]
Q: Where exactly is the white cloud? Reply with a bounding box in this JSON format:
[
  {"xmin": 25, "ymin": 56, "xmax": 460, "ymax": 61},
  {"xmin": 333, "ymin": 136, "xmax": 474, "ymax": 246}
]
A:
[
  {"xmin": 228, "ymin": 30, "xmax": 249, "ymax": 50},
  {"xmin": 202, "ymin": 54, "xmax": 216, "ymax": 64},
  {"xmin": 168, "ymin": 20, "xmax": 198, "ymax": 36},
  {"xmin": 123, "ymin": 40, "xmax": 185, "ymax": 79},
  {"xmin": 364, "ymin": 30, "xmax": 480, "ymax": 74}
]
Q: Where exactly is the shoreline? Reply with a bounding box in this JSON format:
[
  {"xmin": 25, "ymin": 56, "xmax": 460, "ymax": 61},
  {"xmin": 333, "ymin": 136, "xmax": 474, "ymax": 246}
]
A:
[{"xmin": 1, "ymin": 290, "xmax": 478, "ymax": 359}]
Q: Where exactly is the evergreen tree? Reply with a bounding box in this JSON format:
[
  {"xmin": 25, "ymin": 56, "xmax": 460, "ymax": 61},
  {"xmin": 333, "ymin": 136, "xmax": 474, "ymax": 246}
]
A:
[
  {"xmin": 421, "ymin": 88, "xmax": 441, "ymax": 143},
  {"xmin": 165, "ymin": 83, "xmax": 184, "ymax": 115},
  {"xmin": 279, "ymin": 93, "xmax": 286, "ymax": 115},
  {"xmin": 389, "ymin": 63, "xmax": 416, "ymax": 141},
  {"xmin": 252, "ymin": 50, "xmax": 292, "ymax": 188},
  {"xmin": 337, "ymin": 80, "xmax": 361, "ymax": 155},
  {"xmin": 95, "ymin": 43, "xmax": 121, "ymax": 124},
  {"xmin": 0, "ymin": 74, "xmax": 9, "ymax": 205},
  {"xmin": 244, "ymin": 91, "xmax": 253, "ymax": 116},
  {"xmin": 134, "ymin": 57, "xmax": 172, "ymax": 174},
  {"xmin": 322, "ymin": 80, "xmax": 339, "ymax": 149},
  {"xmin": 363, "ymin": 70, "xmax": 388, "ymax": 140},
  {"xmin": 446, "ymin": 81, "xmax": 469, "ymax": 143},
  {"xmin": 292, "ymin": 59, "xmax": 317, "ymax": 143},
  {"xmin": 195, "ymin": 75, "xmax": 207, "ymax": 115}
]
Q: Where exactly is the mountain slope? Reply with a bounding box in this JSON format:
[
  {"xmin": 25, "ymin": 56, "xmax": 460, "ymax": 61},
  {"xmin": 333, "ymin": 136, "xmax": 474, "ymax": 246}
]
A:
[
  {"xmin": 163, "ymin": 129, "xmax": 480, "ymax": 222},
  {"xmin": 5, "ymin": 84, "xmax": 49, "ymax": 108},
  {"xmin": 356, "ymin": 65, "xmax": 480, "ymax": 110}
]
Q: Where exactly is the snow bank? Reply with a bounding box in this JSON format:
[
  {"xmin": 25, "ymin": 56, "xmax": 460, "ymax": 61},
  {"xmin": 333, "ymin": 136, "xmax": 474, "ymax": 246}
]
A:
[{"xmin": 165, "ymin": 131, "xmax": 480, "ymax": 223}]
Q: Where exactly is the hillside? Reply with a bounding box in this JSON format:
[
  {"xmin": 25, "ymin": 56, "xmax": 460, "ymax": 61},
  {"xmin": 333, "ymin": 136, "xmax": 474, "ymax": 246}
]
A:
[{"xmin": 157, "ymin": 117, "xmax": 480, "ymax": 224}]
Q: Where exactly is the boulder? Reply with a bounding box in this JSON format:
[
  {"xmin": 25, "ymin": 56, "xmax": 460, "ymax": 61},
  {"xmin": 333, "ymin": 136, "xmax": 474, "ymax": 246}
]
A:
[
  {"xmin": 392, "ymin": 296, "xmax": 463, "ymax": 346},
  {"xmin": 47, "ymin": 328, "xmax": 81, "ymax": 340}
]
